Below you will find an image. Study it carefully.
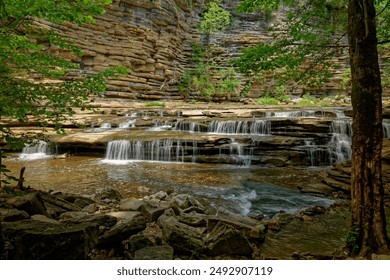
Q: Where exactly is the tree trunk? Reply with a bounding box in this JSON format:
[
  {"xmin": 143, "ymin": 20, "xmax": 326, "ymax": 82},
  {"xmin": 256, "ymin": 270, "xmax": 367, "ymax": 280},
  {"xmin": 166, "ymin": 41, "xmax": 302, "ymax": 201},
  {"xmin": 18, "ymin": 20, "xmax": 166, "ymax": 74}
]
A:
[{"xmin": 347, "ymin": 0, "xmax": 390, "ymax": 257}]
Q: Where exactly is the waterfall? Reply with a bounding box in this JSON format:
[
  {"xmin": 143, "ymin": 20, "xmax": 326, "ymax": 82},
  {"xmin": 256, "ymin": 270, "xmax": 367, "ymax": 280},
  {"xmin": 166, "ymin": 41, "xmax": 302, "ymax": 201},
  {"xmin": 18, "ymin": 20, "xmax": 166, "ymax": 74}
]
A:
[
  {"xmin": 173, "ymin": 121, "xmax": 204, "ymax": 132},
  {"xmin": 207, "ymin": 120, "xmax": 271, "ymax": 135},
  {"xmin": 104, "ymin": 139, "xmax": 185, "ymax": 162},
  {"xmin": 219, "ymin": 139, "xmax": 252, "ymax": 166},
  {"xmin": 328, "ymin": 120, "xmax": 352, "ymax": 163},
  {"xmin": 19, "ymin": 140, "xmax": 52, "ymax": 160}
]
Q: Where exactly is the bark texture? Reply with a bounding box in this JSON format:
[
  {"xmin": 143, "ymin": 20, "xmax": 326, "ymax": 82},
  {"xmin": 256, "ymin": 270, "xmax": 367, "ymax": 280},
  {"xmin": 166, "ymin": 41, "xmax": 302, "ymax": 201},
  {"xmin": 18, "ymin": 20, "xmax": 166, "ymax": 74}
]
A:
[{"xmin": 347, "ymin": 0, "xmax": 390, "ymax": 257}]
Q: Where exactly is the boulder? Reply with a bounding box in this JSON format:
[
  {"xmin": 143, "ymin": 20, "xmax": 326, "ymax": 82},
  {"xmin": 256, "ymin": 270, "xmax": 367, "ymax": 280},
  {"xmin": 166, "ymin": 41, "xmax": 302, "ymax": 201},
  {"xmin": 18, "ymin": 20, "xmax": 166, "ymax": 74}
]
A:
[
  {"xmin": 0, "ymin": 208, "xmax": 30, "ymax": 222},
  {"xmin": 140, "ymin": 203, "xmax": 166, "ymax": 222},
  {"xmin": 204, "ymin": 222, "xmax": 254, "ymax": 257},
  {"xmin": 170, "ymin": 194, "xmax": 205, "ymax": 210},
  {"xmin": 39, "ymin": 192, "xmax": 82, "ymax": 217},
  {"xmin": 134, "ymin": 245, "xmax": 174, "ymax": 260},
  {"xmin": 158, "ymin": 213, "xmax": 204, "ymax": 254},
  {"xmin": 119, "ymin": 198, "xmax": 145, "ymax": 211},
  {"xmin": 7, "ymin": 192, "xmax": 48, "ymax": 217},
  {"xmin": 207, "ymin": 217, "xmax": 266, "ymax": 242},
  {"xmin": 94, "ymin": 188, "xmax": 122, "ymax": 204},
  {"xmin": 2, "ymin": 220, "xmax": 99, "ymax": 259},
  {"xmin": 98, "ymin": 213, "xmax": 146, "ymax": 246},
  {"xmin": 124, "ymin": 234, "xmax": 154, "ymax": 254}
]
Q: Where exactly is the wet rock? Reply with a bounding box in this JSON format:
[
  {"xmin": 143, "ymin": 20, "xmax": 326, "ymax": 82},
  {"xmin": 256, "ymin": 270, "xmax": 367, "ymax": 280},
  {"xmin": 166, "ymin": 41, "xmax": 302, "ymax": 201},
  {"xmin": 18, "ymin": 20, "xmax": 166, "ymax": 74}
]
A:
[
  {"xmin": 98, "ymin": 213, "xmax": 146, "ymax": 246},
  {"xmin": 7, "ymin": 192, "xmax": 48, "ymax": 217},
  {"xmin": 205, "ymin": 222, "xmax": 254, "ymax": 257},
  {"xmin": 2, "ymin": 220, "xmax": 99, "ymax": 259},
  {"xmin": 134, "ymin": 245, "xmax": 174, "ymax": 260},
  {"xmin": 0, "ymin": 208, "xmax": 30, "ymax": 222},
  {"xmin": 300, "ymin": 206, "xmax": 327, "ymax": 216}
]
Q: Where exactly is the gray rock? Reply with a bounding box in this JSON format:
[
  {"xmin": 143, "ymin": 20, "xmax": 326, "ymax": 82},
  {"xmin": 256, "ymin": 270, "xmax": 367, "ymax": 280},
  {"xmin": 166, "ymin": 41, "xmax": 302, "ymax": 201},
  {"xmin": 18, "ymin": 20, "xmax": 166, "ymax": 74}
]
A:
[
  {"xmin": 125, "ymin": 234, "xmax": 154, "ymax": 253},
  {"xmin": 207, "ymin": 217, "xmax": 266, "ymax": 242},
  {"xmin": 171, "ymin": 194, "xmax": 205, "ymax": 210},
  {"xmin": 205, "ymin": 222, "xmax": 254, "ymax": 257},
  {"xmin": 7, "ymin": 192, "xmax": 48, "ymax": 217},
  {"xmin": 140, "ymin": 203, "xmax": 166, "ymax": 222},
  {"xmin": 31, "ymin": 215, "xmax": 60, "ymax": 224},
  {"xmin": 119, "ymin": 198, "xmax": 145, "ymax": 211},
  {"xmin": 179, "ymin": 212, "xmax": 207, "ymax": 227},
  {"xmin": 158, "ymin": 215, "xmax": 204, "ymax": 254},
  {"xmin": 98, "ymin": 213, "xmax": 146, "ymax": 246},
  {"xmin": 94, "ymin": 188, "xmax": 122, "ymax": 204},
  {"xmin": 134, "ymin": 245, "xmax": 174, "ymax": 260},
  {"xmin": 2, "ymin": 220, "xmax": 99, "ymax": 259}
]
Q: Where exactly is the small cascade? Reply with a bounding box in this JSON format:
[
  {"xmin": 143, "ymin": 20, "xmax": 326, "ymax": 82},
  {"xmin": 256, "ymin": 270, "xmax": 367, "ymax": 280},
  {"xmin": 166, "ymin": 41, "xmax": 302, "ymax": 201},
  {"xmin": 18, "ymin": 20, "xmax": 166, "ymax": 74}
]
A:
[
  {"xmin": 266, "ymin": 110, "xmax": 316, "ymax": 118},
  {"xmin": 383, "ymin": 121, "xmax": 390, "ymax": 138},
  {"xmin": 173, "ymin": 121, "xmax": 204, "ymax": 133},
  {"xmin": 117, "ymin": 119, "xmax": 136, "ymax": 129},
  {"xmin": 305, "ymin": 120, "xmax": 352, "ymax": 166},
  {"xmin": 207, "ymin": 120, "xmax": 271, "ymax": 135},
  {"xmin": 86, "ymin": 122, "xmax": 112, "ymax": 132},
  {"xmin": 328, "ymin": 120, "xmax": 352, "ymax": 163},
  {"xmin": 104, "ymin": 139, "xmax": 185, "ymax": 162},
  {"xmin": 19, "ymin": 140, "xmax": 52, "ymax": 160},
  {"xmin": 149, "ymin": 121, "xmax": 174, "ymax": 131},
  {"xmin": 219, "ymin": 139, "xmax": 253, "ymax": 166}
]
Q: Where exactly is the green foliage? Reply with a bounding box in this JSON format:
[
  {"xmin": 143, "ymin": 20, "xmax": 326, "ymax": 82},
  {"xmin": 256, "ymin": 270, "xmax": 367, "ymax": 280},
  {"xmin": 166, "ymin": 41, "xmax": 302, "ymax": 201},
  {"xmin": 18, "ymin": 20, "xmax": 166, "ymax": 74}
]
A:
[
  {"xmin": 199, "ymin": 1, "xmax": 231, "ymax": 34},
  {"xmin": 256, "ymin": 97, "xmax": 280, "ymax": 105},
  {"xmin": 346, "ymin": 225, "xmax": 361, "ymax": 254},
  {"xmin": 233, "ymin": 0, "xmax": 348, "ymax": 91},
  {"xmin": 0, "ymin": 0, "xmax": 130, "ymax": 187},
  {"xmin": 145, "ymin": 101, "xmax": 166, "ymax": 107},
  {"xmin": 179, "ymin": 42, "xmax": 240, "ymax": 100}
]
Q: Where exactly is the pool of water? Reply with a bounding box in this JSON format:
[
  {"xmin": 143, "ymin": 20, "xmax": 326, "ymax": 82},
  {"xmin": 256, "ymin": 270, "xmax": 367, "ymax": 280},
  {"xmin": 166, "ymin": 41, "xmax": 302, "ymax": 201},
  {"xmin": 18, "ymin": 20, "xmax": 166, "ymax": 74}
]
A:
[{"xmin": 3, "ymin": 154, "xmax": 354, "ymax": 258}]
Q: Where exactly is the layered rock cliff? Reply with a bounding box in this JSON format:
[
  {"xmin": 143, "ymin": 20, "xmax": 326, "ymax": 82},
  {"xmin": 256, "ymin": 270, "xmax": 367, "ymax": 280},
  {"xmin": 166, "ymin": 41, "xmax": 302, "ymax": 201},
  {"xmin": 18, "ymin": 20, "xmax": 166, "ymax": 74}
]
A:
[{"xmin": 33, "ymin": 0, "xmax": 382, "ymax": 102}]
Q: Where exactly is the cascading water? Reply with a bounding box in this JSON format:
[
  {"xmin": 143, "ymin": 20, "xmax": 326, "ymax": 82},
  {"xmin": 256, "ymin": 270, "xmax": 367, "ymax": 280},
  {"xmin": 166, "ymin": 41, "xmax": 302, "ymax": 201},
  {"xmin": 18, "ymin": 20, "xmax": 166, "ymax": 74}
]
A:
[
  {"xmin": 103, "ymin": 139, "xmax": 188, "ymax": 163},
  {"xmin": 305, "ymin": 120, "xmax": 352, "ymax": 166},
  {"xmin": 207, "ymin": 120, "xmax": 271, "ymax": 135},
  {"xmin": 118, "ymin": 119, "xmax": 136, "ymax": 129},
  {"xmin": 266, "ymin": 110, "xmax": 316, "ymax": 118},
  {"xmin": 328, "ymin": 120, "xmax": 352, "ymax": 163},
  {"xmin": 19, "ymin": 140, "xmax": 52, "ymax": 160}
]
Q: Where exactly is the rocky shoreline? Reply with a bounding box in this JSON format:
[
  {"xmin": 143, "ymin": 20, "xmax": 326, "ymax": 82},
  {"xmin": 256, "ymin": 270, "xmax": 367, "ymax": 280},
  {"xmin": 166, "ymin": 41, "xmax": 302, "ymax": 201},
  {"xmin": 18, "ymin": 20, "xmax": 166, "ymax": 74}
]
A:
[{"xmin": 0, "ymin": 182, "xmax": 344, "ymax": 260}]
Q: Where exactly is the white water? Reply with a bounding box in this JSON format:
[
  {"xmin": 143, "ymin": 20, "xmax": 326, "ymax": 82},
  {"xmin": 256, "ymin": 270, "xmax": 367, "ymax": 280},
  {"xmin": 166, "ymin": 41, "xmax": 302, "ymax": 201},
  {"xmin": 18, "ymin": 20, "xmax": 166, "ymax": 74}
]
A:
[
  {"xmin": 207, "ymin": 120, "xmax": 271, "ymax": 135},
  {"xmin": 103, "ymin": 139, "xmax": 186, "ymax": 163},
  {"xmin": 19, "ymin": 140, "xmax": 52, "ymax": 160}
]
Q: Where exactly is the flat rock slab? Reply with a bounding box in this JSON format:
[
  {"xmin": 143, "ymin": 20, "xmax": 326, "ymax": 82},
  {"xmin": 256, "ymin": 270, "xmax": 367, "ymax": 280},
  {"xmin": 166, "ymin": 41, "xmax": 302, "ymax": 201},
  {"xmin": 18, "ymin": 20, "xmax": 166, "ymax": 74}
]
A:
[{"xmin": 2, "ymin": 220, "xmax": 99, "ymax": 259}]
